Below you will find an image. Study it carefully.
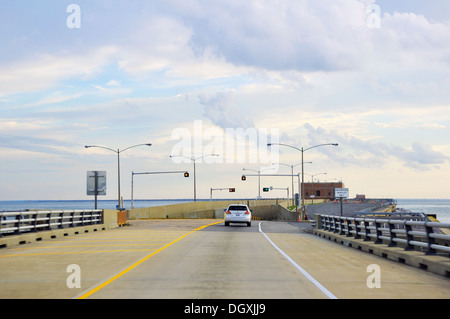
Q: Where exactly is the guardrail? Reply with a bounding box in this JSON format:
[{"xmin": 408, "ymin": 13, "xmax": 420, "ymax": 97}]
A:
[
  {"xmin": 0, "ymin": 210, "xmax": 103, "ymax": 236},
  {"xmin": 319, "ymin": 214, "xmax": 450, "ymax": 256}
]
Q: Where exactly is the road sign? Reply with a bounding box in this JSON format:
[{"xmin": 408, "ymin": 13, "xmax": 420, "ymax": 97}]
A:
[
  {"xmin": 335, "ymin": 188, "xmax": 349, "ymax": 198},
  {"xmin": 87, "ymin": 171, "xmax": 106, "ymax": 195}
]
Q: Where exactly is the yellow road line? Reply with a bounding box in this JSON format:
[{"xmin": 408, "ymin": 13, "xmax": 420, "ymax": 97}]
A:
[
  {"xmin": 0, "ymin": 248, "xmax": 158, "ymax": 258},
  {"xmin": 42, "ymin": 238, "xmax": 179, "ymax": 243},
  {"xmin": 66, "ymin": 236, "xmax": 181, "ymax": 239},
  {"xmin": 12, "ymin": 243, "xmax": 163, "ymax": 250},
  {"xmin": 77, "ymin": 220, "xmax": 223, "ymax": 299},
  {"xmin": 77, "ymin": 235, "xmax": 184, "ymax": 239}
]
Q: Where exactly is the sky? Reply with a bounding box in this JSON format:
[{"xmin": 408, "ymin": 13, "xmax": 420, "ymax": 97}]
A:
[{"xmin": 1, "ymin": 0, "xmax": 450, "ymax": 202}]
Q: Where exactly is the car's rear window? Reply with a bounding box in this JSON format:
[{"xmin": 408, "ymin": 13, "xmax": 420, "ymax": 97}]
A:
[{"xmin": 228, "ymin": 205, "xmax": 247, "ymax": 211}]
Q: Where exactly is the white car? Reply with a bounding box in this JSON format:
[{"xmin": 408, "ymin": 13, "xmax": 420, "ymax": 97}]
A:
[{"xmin": 224, "ymin": 204, "xmax": 252, "ymax": 227}]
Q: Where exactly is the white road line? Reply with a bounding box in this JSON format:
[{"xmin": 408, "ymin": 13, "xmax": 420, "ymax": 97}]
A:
[{"xmin": 258, "ymin": 221, "xmax": 338, "ymax": 299}]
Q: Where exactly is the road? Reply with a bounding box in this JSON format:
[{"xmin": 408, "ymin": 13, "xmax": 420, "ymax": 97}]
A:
[{"xmin": 0, "ymin": 219, "xmax": 449, "ymax": 299}]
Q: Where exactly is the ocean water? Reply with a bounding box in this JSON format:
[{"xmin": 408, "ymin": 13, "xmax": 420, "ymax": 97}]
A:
[
  {"xmin": 1, "ymin": 198, "xmax": 450, "ymax": 224},
  {"xmin": 395, "ymin": 199, "xmax": 450, "ymax": 224},
  {"xmin": 0, "ymin": 199, "xmax": 193, "ymax": 212}
]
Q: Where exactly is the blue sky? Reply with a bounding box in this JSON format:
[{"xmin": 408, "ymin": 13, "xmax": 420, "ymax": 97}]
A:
[{"xmin": 1, "ymin": 0, "xmax": 449, "ymax": 201}]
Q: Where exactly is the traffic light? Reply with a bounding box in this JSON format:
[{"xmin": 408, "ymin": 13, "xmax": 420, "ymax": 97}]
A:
[
  {"xmin": 184, "ymin": 172, "xmax": 189, "ymax": 177},
  {"xmin": 263, "ymin": 187, "xmax": 269, "ymax": 192},
  {"xmin": 241, "ymin": 175, "xmax": 246, "ymax": 181},
  {"xmin": 229, "ymin": 188, "xmax": 235, "ymax": 192}
]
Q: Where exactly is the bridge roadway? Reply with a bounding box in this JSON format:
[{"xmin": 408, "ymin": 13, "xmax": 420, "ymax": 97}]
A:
[{"xmin": 0, "ymin": 219, "xmax": 449, "ymax": 299}]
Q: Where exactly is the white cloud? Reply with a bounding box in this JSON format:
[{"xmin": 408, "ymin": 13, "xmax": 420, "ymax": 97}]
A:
[
  {"xmin": 0, "ymin": 46, "xmax": 118, "ymax": 97},
  {"xmin": 302, "ymin": 123, "xmax": 450, "ymax": 171},
  {"xmin": 199, "ymin": 91, "xmax": 255, "ymax": 130},
  {"xmin": 417, "ymin": 122, "xmax": 446, "ymax": 130},
  {"xmin": 158, "ymin": 0, "xmax": 372, "ymax": 72}
]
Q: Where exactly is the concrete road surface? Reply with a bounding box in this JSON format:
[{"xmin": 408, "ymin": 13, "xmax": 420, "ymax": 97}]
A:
[{"xmin": 0, "ymin": 219, "xmax": 448, "ymax": 299}]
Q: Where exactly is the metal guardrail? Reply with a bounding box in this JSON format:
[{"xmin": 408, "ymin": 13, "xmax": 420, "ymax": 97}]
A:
[
  {"xmin": 0, "ymin": 210, "xmax": 103, "ymax": 236},
  {"xmin": 319, "ymin": 214, "xmax": 450, "ymax": 256}
]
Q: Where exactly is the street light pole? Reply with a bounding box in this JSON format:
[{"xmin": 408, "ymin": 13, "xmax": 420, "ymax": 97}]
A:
[
  {"xmin": 305, "ymin": 172, "xmax": 327, "ymax": 203},
  {"xmin": 272, "ymin": 162, "xmax": 299, "ymax": 206},
  {"xmin": 243, "ymin": 167, "xmax": 273, "ymax": 198},
  {"xmin": 273, "ymin": 161, "xmax": 312, "ymax": 207},
  {"xmin": 170, "ymin": 154, "xmax": 219, "ymax": 201},
  {"xmin": 267, "ymin": 142, "xmax": 338, "ymax": 220},
  {"xmin": 117, "ymin": 149, "xmax": 120, "ymax": 209},
  {"xmin": 85, "ymin": 143, "xmax": 152, "ymax": 210}
]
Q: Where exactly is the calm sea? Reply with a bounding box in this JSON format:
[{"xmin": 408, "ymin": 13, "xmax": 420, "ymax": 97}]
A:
[
  {"xmin": 0, "ymin": 199, "xmax": 193, "ymax": 212},
  {"xmin": 1, "ymin": 198, "xmax": 449, "ymax": 224},
  {"xmin": 395, "ymin": 199, "xmax": 450, "ymax": 224}
]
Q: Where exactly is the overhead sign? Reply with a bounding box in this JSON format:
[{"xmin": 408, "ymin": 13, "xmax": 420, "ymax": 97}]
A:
[
  {"xmin": 335, "ymin": 188, "xmax": 349, "ymax": 198},
  {"xmin": 87, "ymin": 171, "xmax": 106, "ymax": 195}
]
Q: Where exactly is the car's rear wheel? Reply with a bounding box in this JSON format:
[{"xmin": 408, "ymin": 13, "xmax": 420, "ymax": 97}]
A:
[{"xmin": 247, "ymin": 222, "xmax": 251, "ymax": 227}]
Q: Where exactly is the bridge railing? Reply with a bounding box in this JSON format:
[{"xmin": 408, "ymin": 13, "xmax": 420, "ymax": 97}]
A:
[
  {"xmin": 0, "ymin": 210, "xmax": 103, "ymax": 236},
  {"xmin": 318, "ymin": 214, "xmax": 450, "ymax": 256}
]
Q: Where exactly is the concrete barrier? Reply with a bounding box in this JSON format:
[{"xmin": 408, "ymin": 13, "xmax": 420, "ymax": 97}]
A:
[{"xmin": 127, "ymin": 199, "xmax": 288, "ymax": 220}]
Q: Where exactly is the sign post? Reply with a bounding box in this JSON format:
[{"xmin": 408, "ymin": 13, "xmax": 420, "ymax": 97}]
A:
[
  {"xmin": 335, "ymin": 188, "xmax": 349, "ymax": 216},
  {"xmin": 87, "ymin": 171, "xmax": 106, "ymax": 209}
]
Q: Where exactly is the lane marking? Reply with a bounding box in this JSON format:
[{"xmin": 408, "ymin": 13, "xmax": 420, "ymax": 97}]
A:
[
  {"xmin": 59, "ymin": 237, "xmax": 181, "ymax": 241},
  {"xmin": 258, "ymin": 221, "xmax": 338, "ymax": 299},
  {"xmin": 76, "ymin": 220, "xmax": 223, "ymax": 299},
  {"xmin": 0, "ymin": 248, "xmax": 158, "ymax": 258},
  {"xmin": 12, "ymin": 243, "xmax": 163, "ymax": 250}
]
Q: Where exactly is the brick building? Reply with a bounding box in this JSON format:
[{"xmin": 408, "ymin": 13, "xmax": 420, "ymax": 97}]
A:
[{"xmin": 303, "ymin": 182, "xmax": 345, "ymax": 200}]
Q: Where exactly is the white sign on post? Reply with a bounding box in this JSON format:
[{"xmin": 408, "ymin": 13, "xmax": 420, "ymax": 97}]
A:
[{"xmin": 335, "ymin": 188, "xmax": 349, "ymax": 198}]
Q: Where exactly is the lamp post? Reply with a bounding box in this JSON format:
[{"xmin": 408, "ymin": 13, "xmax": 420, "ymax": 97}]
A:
[
  {"xmin": 267, "ymin": 142, "xmax": 338, "ymax": 220},
  {"xmin": 169, "ymin": 154, "xmax": 219, "ymax": 201},
  {"xmin": 272, "ymin": 162, "xmax": 312, "ymax": 207},
  {"xmin": 85, "ymin": 143, "xmax": 152, "ymax": 210},
  {"xmin": 242, "ymin": 167, "xmax": 273, "ymax": 198},
  {"xmin": 305, "ymin": 172, "xmax": 327, "ymax": 203}
]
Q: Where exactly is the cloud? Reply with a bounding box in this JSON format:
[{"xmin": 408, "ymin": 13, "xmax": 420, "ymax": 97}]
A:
[
  {"xmin": 396, "ymin": 142, "xmax": 450, "ymax": 169},
  {"xmin": 159, "ymin": 0, "xmax": 371, "ymax": 72},
  {"xmin": 0, "ymin": 134, "xmax": 74, "ymax": 156},
  {"xmin": 303, "ymin": 123, "xmax": 450, "ymax": 171},
  {"xmin": 199, "ymin": 91, "xmax": 255, "ymax": 129},
  {"xmin": 0, "ymin": 46, "xmax": 118, "ymax": 97}
]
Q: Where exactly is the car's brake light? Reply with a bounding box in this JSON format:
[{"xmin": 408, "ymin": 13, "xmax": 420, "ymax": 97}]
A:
[
  {"xmin": 226, "ymin": 210, "xmax": 231, "ymax": 214},
  {"xmin": 244, "ymin": 210, "xmax": 250, "ymax": 214}
]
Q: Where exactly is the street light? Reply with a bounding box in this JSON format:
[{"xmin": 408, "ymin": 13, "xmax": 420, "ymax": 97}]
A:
[
  {"xmin": 305, "ymin": 172, "xmax": 327, "ymax": 203},
  {"xmin": 272, "ymin": 161, "xmax": 312, "ymax": 209},
  {"xmin": 267, "ymin": 142, "xmax": 338, "ymax": 220},
  {"xmin": 169, "ymin": 154, "xmax": 219, "ymax": 201},
  {"xmin": 84, "ymin": 143, "xmax": 152, "ymax": 210},
  {"xmin": 242, "ymin": 167, "xmax": 274, "ymax": 198}
]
